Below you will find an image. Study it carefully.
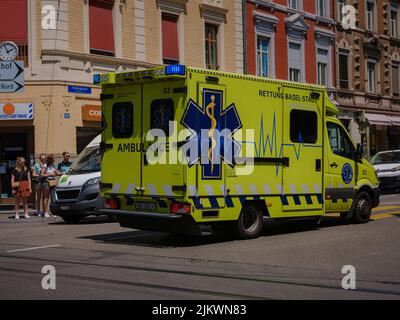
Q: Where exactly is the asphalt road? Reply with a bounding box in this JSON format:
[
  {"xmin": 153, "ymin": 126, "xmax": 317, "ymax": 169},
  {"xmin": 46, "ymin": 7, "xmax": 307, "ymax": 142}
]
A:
[{"xmin": 0, "ymin": 193, "xmax": 399, "ymax": 300}]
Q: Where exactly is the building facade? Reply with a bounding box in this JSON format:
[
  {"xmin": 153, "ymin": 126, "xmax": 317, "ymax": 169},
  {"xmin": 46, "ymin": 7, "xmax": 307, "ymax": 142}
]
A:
[
  {"xmin": 334, "ymin": 0, "xmax": 400, "ymax": 158},
  {"xmin": 245, "ymin": 0, "xmax": 335, "ymax": 90},
  {"xmin": 0, "ymin": 0, "xmax": 243, "ymax": 202}
]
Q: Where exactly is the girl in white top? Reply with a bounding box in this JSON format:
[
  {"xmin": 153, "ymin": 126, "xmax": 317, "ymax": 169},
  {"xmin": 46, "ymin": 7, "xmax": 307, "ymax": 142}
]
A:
[{"xmin": 41, "ymin": 154, "xmax": 60, "ymax": 218}]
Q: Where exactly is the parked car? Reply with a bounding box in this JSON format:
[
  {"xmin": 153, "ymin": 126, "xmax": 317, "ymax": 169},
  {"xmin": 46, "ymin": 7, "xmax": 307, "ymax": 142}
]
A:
[
  {"xmin": 370, "ymin": 150, "xmax": 400, "ymax": 192},
  {"xmin": 50, "ymin": 135, "xmax": 107, "ymax": 223}
]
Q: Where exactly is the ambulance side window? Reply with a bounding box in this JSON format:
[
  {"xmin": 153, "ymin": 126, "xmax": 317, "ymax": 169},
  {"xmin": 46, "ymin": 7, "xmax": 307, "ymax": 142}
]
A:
[
  {"xmin": 150, "ymin": 99, "xmax": 174, "ymax": 136},
  {"xmin": 327, "ymin": 122, "xmax": 355, "ymax": 159},
  {"xmin": 112, "ymin": 102, "xmax": 134, "ymax": 138},
  {"xmin": 290, "ymin": 110, "xmax": 317, "ymax": 143}
]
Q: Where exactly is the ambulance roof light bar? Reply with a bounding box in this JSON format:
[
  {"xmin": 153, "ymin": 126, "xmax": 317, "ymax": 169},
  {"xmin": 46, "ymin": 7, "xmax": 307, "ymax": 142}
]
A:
[{"xmin": 165, "ymin": 64, "xmax": 186, "ymax": 76}]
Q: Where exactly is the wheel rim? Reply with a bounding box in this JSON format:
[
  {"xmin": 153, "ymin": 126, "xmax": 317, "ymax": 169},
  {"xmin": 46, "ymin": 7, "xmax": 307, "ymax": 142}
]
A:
[
  {"xmin": 357, "ymin": 197, "xmax": 371, "ymax": 220},
  {"xmin": 243, "ymin": 207, "xmax": 258, "ymax": 232}
]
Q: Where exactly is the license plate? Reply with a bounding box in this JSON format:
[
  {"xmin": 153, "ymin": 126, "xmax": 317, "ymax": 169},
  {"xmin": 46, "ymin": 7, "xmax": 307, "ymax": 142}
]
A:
[
  {"xmin": 135, "ymin": 202, "xmax": 156, "ymax": 211},
  {"xmin": 60, "ymin": 206, "xmax": 70, "ymax": 211}
]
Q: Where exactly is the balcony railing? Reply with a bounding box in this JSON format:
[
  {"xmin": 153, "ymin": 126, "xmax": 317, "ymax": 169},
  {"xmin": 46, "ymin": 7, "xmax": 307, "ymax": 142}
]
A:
[{"xmin": 15, "ymin": 41, "xmax": 28, "ymax": 67}]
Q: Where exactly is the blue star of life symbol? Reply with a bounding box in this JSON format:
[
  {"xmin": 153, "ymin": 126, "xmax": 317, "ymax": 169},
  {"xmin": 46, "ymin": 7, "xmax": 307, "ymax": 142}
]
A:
[{"xmin": 181, "ymin": 88, "xmax": 242, "ymax": 179}]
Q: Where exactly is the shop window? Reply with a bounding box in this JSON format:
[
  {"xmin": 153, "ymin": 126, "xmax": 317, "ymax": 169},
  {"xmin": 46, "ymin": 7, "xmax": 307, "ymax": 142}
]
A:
[
  {"xmin": 150, "ymin": 99, "xmax": 174, "ymax": 136},
  {"xmin": 112, "ymin": 102, "xmax": 133, "ymax": 138},
  {"xmin": 89, "ymin": 0, "xmax": 115, "ymax": 56},
  {"xmin": 290, "ymin": 110, "xmax": 317, "ymax": 144},
  {"xmin": 162, "ymin": 13, "xmax": 179, "ymax": 65}
]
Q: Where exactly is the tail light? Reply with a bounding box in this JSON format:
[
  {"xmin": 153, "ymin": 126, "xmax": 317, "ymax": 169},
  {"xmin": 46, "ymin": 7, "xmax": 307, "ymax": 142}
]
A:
[
  {"xmin": 105, "ymin": 198, "xmax": 119, "ymax": 209},
  {"xmin": 170, "ymin": 202, "xmax": 191, "ymax": 214}
]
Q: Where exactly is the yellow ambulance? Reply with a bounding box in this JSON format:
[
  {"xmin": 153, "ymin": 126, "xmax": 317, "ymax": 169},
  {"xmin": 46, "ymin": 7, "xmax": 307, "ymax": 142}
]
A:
[{"xmin": 96, "ymin": 65, "xmax": 380, "ymax": 239}]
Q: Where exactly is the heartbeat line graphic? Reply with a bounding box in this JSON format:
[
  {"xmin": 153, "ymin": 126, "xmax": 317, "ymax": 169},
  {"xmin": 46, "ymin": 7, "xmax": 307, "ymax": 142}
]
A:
[{"xmin": 239, "ymin": 112, "xmax": 322, "ymax": 175}]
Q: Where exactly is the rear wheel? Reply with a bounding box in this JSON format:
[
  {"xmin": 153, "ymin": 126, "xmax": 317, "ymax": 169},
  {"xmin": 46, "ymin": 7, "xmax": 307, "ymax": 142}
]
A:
[
  {"xmin": 230, "ymin": 204, "xmax": 264, "ymax": 239},
  {"xmin": 60, "ymin": 215, "xmax": 82, "ymax": 224},
  {"xmin": 351, "ymin": 191, "xmax": 372, "ymax": 224}
]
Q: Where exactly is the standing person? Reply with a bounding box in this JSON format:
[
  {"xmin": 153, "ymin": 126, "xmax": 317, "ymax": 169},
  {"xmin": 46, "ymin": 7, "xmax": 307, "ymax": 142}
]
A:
[
  {"xmin": 42, "ymin": 154, "xmax": 60, "ymax": 218},
  {"xmin": 57, "ymin": 151, "xmax": 72, "ymax": 174},
  {"xmin": 11, "ymin": 157, "xmax": 32, "ymax": 219},
  {"xmin": 32, "ymin": 154, "xmax": 46, "ymax": 216}
]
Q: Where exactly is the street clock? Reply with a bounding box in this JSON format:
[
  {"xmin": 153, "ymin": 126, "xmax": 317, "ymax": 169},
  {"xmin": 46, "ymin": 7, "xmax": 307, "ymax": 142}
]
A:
[{"xmin": 0, "ymin": 41, "xmax": 19, "ymax": 61}]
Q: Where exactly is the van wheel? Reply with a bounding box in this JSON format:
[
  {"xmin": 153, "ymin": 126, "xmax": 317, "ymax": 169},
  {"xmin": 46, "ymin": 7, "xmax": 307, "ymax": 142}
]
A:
[
  {"xmin": 60, "ymin": 215, "xmax": 82, "ymax": 224},
  {"xmin": 351, "ymin": 191, "xmax": 372, "ymax": 224},
  {"xmin": 232, "ymin": 204, "xmax": 264, "ymax": 239}
]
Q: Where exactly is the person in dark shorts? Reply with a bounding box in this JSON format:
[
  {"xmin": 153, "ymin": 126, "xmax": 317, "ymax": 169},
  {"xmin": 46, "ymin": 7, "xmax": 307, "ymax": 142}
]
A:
[{"xmin": 11, "ymin": 157, "xmax": 32, "ymax": 220}]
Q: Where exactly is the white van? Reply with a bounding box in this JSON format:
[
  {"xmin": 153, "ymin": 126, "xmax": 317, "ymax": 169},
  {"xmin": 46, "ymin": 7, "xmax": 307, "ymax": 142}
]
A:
[{"xmin": 50, "ymin": 135, "xmax": 106, "ymax": 223}]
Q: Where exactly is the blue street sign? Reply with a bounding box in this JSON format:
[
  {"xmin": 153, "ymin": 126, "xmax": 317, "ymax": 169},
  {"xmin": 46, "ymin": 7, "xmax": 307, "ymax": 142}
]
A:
[
  {"xmin": 68, "ymin": 85, "xmax": 92, "ymax": 94},
  {"xmin": 0, "ymin": 61, "xmax": 24, "ymax": 93},
  {"xmin": 64, "ymin": 113, "xmax": 71, "ymax": 119}
]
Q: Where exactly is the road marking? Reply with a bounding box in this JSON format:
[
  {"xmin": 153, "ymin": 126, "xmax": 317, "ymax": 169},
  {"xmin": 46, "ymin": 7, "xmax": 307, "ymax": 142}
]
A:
[
  {"xmin": 6, "ymin": 244, "xmax": 61, "ymax": 253},
  {"xmin": 372, "ymin": 205, "xmax": 400, "ymax": 212},
  {"xmin": 371, "ymin": 211, "xmax": 400, "ymax": 220}
]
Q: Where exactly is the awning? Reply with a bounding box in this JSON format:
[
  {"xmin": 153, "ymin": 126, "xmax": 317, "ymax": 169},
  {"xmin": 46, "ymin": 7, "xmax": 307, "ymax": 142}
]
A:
[
  {"xmin": 365, "ymin": 113, "xmax": 391, "ymax": 126},
  {"xmin": 388, "ymin": 116, "xmax": 400, "ymax": 126}
]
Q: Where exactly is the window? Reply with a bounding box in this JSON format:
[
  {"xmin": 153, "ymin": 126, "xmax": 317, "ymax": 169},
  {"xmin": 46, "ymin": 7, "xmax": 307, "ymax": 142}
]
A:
[
  {"xmin": 0, "ymin": 0, "xmax": 28, "ymax": 65},
  {"xmin": 256, "ymin": 36, "xmax": 270, "ymax": 77},
  {"xmin": 150, "ymin": 99, "xmax": 174, "ymax": 136},
  {"xmin": 316, "ymin": 47, "xmax": 329, "ymax": 86},
  {"xmin": 89, "ymin": 0, "xmax": 115, "ymax": 56},
  {"xmin": 317, "ymin": 62, "xmax": 327, "ymax": 86},
  {"xmin": 317, "ymin": 0, "xmax": 326, "ymax": 17},
  {"xmin": 288, "ymin": 42, "xmax": 303, "ymax": 82},
  {"xmin": 205, "ymin": 23, "xmax": 219, "ymax": 70},
  {"xmin": 391, "ymin": 10, "xmax": 398, "ymax": 38},
  {"xmin": 339, "ymin": 50, "xmax": 349, "ymax": 89},
  {"xmin": 392, "ymin": 62, "xmax": 400, "ymax": 97},
  {"xmin": 289, "ymin": 68, "xmax": 300, "ymax": 82},
  {"xmin": 367, "ymin": 61, "xmax": 376, "ymax": 93},
  {"xmin": 112, "ymin": 102, "xmax": 133, "ymax": 138},
  {"xmin": 338, "ymin": 0, "xmax": 345, "ymax": 22},
  {"xmin": 290, "ymin": 110, "xmax": 317, "ymax": 144},
  {"xmin": 162, "ymin": 13, "xmax": 179, "ymax": 65},
  {"xmin": 366, "ymin": 1, "xmax": 375, "ymax": 31},
  {"xmin": 327, "ymin": 122, "xmax": 355, "ymax": 159},
  {"xmin": 288, "ymin": 0, "xmax": 299, "ymax": 10}
]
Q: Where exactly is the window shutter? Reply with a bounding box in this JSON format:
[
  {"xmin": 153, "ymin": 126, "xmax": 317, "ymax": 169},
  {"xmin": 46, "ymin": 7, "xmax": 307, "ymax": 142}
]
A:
[
  {"xmin": 0, "ymin": 0, "xmax": 27, "ymax": 41},
  {"xmin": 89, "ymin": 0, "xmax": 115, "ymax": 54},
  {"xmin": 162, "ymin": 14, "xmax": 179, "ymax": 62}
]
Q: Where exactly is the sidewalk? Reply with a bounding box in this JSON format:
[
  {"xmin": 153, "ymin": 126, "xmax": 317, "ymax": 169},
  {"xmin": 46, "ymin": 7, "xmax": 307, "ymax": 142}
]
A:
[{"xmin": 0, "ymin": 204, "xmax": 36, "ymax": 212}]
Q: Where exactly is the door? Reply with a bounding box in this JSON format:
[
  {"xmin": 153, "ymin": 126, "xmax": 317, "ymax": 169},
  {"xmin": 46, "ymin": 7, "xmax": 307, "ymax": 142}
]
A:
[
  {"xmin": 325, "ymin": 121, "xmax": 356, "ymax": 212},
  {"xmin": 141, "ymin": 81, "xmax": 186, "ymax": 198},
  {"xmin": 101, "ymin": 85, "xmax": 142, "ymax": 196},
  {"xmin": 282, "ymin": 86, "xmax": 324, "ymax": 212}
]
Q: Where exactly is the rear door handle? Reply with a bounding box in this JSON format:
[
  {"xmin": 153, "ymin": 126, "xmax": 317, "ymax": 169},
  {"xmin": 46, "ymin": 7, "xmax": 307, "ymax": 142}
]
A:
[{"xmin": 330, "ymin": 162, "xmax": 338, "ymax": 168}]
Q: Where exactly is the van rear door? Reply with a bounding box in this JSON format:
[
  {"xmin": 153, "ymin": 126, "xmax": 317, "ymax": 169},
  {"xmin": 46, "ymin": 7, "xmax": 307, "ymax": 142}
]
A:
[{"xmin": 101, "ymin": 85, "xmax": 142, "ymax": 196}]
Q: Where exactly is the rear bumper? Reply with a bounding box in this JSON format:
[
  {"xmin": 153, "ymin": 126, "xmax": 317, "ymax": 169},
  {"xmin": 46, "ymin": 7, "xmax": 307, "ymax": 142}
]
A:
[{"xmin": 99, "ymin": 209, "xmax": 201, "ymax": 236}]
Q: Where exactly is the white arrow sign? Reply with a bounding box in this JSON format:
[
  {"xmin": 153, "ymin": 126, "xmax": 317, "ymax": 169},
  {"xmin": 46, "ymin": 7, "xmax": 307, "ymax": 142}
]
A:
[{"xmin": 0, "ymin": 60, "xmax": 24, "ymax": 93}]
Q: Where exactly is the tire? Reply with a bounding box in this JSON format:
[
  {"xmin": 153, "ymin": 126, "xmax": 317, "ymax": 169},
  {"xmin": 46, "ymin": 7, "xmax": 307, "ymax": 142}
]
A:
[
  {"xmin": 60, "ymin": 215, "xmax": 82, "ymax": 224},
  {"xmin": 231, "ymin": 204, "xmax": 264, "ymax": 239},
  {"xmin": 351, "ymin": 191, "xmax": 372, "ymax": 224},
  {"xmin": 340, "ymin": 212, "xmax": 349, "ymax": 219}
]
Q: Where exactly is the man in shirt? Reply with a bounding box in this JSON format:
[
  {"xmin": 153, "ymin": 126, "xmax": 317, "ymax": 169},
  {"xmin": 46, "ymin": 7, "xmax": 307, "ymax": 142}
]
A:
[{"xmin": 57, "ymin": 151, "xmax": 72, "ymax": 174}]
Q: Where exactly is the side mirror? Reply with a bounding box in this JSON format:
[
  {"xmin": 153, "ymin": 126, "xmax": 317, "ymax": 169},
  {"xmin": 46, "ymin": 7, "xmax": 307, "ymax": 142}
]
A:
[{"xmin": 355, "ymin": 143, "xmax": 363, "ymax": 161}]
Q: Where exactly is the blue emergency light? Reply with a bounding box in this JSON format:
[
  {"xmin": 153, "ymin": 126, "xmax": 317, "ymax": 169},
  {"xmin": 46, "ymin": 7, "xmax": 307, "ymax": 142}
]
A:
[
  {"xmin": 93, "ymin": 74, "xmax": 100, "ymax": 84},
  {"xmin": 165, "ymin": 64, "xmax": 186, "ymax": 76}
]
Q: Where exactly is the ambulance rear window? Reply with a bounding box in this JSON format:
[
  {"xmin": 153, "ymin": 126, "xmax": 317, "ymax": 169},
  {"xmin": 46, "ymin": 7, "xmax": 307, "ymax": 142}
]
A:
[
  {"xmin": 150, "ymin": 99, "xmax": 174, "ymax": 136},
  {"xmin": 112, "ymin": 102, "xmax": 134, "ymax": 138},
  {"xmin": 290, "ymin": 110, "xmax": 317, "ymax": 144}
]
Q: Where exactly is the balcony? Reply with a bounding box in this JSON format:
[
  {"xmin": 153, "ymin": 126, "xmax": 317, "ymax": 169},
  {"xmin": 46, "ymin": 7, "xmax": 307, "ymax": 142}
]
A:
[{"xmin": 15, "ymin": 41, "xmax": 28, "ymax": 67}]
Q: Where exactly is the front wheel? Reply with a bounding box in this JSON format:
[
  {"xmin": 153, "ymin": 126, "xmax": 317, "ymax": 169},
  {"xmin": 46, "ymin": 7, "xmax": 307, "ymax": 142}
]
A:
[
  {"xmin": 231, "ymin": 204, "xmax": 264, "ymax": 239},
  {"xmin": 351, "ymin": 191, "xmax": 372, "ymax": 224}
]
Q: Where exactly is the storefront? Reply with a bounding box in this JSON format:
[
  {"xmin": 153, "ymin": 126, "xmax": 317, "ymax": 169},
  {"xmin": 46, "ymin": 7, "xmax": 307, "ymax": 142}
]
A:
[
  {"xmin": 77, "ymin": 104, "xmax": 102, "ymax": 153},
  {"xmin": 0, "ymin": 103, "xmax": 35, "ymax": 203}
]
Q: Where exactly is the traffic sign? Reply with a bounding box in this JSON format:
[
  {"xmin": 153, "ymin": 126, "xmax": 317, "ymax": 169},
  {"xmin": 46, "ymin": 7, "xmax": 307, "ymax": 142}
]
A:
[{"xmin": 0, "ymin": 60, "xmax": 24, "ymax": 93}]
